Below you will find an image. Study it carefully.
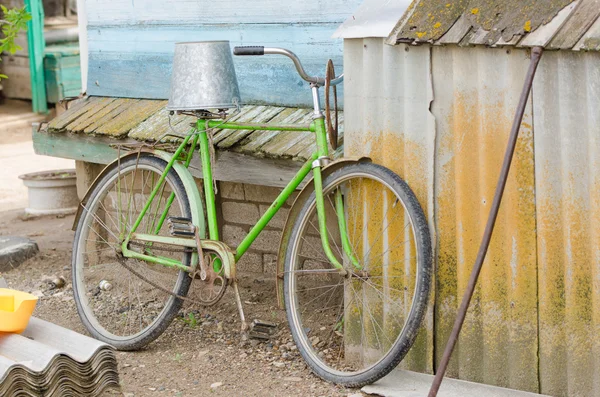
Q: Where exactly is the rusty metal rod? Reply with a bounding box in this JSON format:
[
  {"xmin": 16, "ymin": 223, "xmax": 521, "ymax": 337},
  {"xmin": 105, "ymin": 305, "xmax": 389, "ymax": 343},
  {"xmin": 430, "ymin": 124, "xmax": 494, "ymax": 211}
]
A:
[{"xmin": 428, "ymin": 46, "xmax": 544, "ymax": 397}]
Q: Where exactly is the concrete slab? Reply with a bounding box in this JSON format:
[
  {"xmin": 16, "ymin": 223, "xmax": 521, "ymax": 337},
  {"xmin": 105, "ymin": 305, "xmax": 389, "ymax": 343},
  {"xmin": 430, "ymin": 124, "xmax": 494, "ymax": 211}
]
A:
[
  {"xmin": 0, "ymin": 236, "xmax": 39, "ymax": 272},
  {"xmin": 362, "ymin": 369, "xmax": 550, "ymax": 397}
]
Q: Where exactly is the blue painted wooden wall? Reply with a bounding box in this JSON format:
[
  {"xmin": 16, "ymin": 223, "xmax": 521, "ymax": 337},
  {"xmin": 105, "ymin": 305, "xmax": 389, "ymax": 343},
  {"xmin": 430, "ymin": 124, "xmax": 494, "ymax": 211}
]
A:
[{"xmin": 85, "ymin": 0, "xmax": 361, "ymax": 108}]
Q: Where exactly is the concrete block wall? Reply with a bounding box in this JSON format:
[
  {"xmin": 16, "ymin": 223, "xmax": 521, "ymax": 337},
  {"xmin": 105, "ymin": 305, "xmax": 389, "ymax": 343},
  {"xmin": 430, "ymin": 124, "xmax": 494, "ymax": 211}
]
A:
[{"xmin": 220, "ymin": 182, "xmax": 296, "ymax": 275}]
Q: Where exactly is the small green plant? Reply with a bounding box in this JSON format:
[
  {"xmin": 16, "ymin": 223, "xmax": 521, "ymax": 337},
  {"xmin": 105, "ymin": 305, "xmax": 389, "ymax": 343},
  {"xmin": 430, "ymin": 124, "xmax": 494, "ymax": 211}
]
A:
[
  {"xmin": 0, "ymin": 5, "xmax": 31, "ymax": 80},
  {"xmin": 181, "ymin": 312, "xmax": 198, "ymax": 328}
]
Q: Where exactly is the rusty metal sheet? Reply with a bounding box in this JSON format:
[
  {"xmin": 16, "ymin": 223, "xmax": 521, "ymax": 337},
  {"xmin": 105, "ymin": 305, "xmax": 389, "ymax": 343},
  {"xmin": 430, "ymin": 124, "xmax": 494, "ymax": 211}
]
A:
[
  {"xmin": 532, "ymin": 50, "xmax": 600, "ymax": 397},
  {"xmin": 431, "ymin": 45, "xmax": 539, "ymax": 392},
  {"xmin": 343, "ymin": 38, "xmax": 436, "ymax": 374}
]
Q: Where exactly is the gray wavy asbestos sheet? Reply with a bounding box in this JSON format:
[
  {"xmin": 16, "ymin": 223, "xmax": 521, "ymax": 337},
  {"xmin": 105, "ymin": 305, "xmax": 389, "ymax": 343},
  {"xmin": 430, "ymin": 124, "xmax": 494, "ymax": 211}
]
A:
[{"xmin": 0, "ymin": 316, "xmax": 120, "ymax": 396}]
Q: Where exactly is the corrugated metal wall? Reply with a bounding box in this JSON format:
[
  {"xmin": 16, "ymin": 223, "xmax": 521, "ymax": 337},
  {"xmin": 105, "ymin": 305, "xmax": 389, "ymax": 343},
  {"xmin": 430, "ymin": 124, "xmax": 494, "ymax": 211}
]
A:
[
  {"xmin": 344, "ymin": 40, "xmax": 600, "ymax": 397},
  {"xmin": 533, "ymin": 50, "xmax": 600, "ymax": 397},
  {"xmin": 344, "ymin": 38, "xmax": 436, "ymax": 374},
  {"xmin": 431, "ymin": 46, "xmax": 539, "ymax": 392}
]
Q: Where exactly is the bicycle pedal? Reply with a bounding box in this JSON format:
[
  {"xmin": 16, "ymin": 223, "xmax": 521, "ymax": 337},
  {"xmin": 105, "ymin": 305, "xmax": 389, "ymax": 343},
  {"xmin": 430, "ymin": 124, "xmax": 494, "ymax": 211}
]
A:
[
  {"xmin": 249, "ymin": 319, "xmax": 277, "ymax": 340},
  {"xmin": 167, "ymin": 217, "xmax": 195, "ymax": 237}
]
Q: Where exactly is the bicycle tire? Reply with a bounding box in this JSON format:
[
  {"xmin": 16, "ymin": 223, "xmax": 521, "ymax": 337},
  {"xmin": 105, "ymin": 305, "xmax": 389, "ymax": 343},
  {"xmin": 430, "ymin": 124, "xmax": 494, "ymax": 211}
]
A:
[
  {"xmin": 72, "ymin": 154, "xmax": 193, "ymax": 350},
  {"xmin": 283, "ymin": 162, "xmax": 432, "ymax": 387}
]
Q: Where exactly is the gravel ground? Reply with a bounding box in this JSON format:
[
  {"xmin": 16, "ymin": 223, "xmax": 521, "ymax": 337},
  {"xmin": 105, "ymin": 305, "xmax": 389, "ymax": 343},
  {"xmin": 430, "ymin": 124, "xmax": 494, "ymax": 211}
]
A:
[{"xmin": 0, "ymin": 209, "xmax": 366, "ymax": 397}]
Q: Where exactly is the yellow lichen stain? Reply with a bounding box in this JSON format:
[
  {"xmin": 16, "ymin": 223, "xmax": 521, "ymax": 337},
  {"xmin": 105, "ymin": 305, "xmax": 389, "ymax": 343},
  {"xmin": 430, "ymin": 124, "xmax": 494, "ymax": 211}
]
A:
[
  {"xmin": 416, "ymin": 31, "xmax": 427, "ymax": 39},
  {"xmin": 446, "ymin": 3, "xmax": 451, "ymax": 7},
  {"xmin": 471, "ymin": 8, "xmax": 479, "ymax": 14},
  {"xmin": 434, "ymin": 22, "xmax": 442, "ymax": 29},
  {"xmin": 436, "ymin": 88, "xmax": 538, "ymax": 387},
  {"xmin": 346, "ymin": 128, "xmax": 432, "ymax": 374},
  {"xmin": 537, "ymin": 167, "xmax": 599, "ymax": 395},
  {"xmin": 524, "ymin": 20, "xmax": 532, "ymax": 32}
]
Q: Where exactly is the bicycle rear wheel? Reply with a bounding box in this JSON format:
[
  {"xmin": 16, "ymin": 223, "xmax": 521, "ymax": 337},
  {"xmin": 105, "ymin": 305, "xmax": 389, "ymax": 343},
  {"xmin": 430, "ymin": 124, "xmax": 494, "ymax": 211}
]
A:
[
  {"xmin": 284, "ymin": 162, "xmax": 432, "ymax": 387},
  {"xmin": 72, "ymin": 154, "xmax": 193, "ymax": 350}
]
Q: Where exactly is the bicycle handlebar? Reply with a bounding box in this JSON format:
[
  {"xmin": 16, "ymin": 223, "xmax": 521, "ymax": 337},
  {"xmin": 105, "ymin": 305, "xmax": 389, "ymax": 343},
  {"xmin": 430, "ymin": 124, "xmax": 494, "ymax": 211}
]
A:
[{"xmin": 233, "ymin": 46, "xmax": 343, "ymax": 86}]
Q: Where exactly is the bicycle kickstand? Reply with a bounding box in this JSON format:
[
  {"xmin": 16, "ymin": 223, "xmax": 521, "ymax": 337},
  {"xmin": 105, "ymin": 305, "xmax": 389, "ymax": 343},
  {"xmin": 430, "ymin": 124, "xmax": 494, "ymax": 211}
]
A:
[{"xmin": 232, "ymin": 280, "xmax": 249, "ymax": 337}]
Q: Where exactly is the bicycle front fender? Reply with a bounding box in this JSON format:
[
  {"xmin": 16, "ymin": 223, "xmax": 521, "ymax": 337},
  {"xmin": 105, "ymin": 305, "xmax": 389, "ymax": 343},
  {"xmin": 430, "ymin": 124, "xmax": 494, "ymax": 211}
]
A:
[
  {"xmin": 72, "ymin": 150, "xmax": 206, "ymax": 242},
  {"xmin": 275, "ymin": 156, "xmax": 371, "ymax": 308}
]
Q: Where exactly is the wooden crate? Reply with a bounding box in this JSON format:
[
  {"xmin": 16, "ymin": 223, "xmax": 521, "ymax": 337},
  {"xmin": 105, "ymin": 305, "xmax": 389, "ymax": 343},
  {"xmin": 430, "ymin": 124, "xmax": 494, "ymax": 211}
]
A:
[
  {"xmin": 0, "ymin": 54, "xmax": 32, "ymax": 100},
  {"xmin": 44, "ymin": 42, "xmax": 81, "ymax": 103}
]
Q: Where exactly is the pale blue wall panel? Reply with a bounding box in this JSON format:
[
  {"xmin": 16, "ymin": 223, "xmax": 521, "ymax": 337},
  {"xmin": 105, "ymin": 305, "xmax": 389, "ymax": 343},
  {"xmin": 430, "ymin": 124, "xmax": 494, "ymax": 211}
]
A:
[
  {"xmin": 86, "ymin": 23, "xmax": 346, "ymax": 107},
  {"xmin": 86, "ymin": 0, "xmax": 361, "ymax": 25}
]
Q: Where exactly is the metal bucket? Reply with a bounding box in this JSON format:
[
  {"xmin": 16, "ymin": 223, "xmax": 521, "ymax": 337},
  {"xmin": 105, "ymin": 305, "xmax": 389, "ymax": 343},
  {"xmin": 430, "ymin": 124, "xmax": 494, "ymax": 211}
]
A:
[{"xmin": 167, "ymin": 41, "xmax": 241, "ymax": 111}]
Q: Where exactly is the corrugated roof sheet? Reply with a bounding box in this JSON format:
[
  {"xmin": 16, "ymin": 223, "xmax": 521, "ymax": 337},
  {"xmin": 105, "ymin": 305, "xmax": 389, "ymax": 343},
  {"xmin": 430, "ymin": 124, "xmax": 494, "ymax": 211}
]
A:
[
  {"xmin": 383, "ymin": 0, "xmax": 600, "ymax": 51},
  {"xmin": 49, "ymin": 97, "xmax": 344, "ymax": 162},
  {"xmin": 332, "ymin": 0, "xmax": 412, "ymax": 39},
  {"xmin": 0, "ymin": 316, "xmax": 119, "ymax": 396}
]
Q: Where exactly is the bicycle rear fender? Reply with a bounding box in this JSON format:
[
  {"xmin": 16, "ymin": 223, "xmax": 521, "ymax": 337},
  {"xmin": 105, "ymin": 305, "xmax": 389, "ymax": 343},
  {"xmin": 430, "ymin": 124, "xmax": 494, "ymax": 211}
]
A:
[
  {"xmin": 275, "ymin": 156, "xmax": 371, "ymax": 308},
  {"xmin": 72, "ymin": 150, "xmax": 206, "ymax": 242}
]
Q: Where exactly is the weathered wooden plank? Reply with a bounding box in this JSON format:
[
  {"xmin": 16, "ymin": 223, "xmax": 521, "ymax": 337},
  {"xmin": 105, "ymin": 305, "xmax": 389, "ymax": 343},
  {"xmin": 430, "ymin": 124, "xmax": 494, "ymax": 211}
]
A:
[
  {"xmin": 213, "ymin": 106, "xmax": 269, "ymax": 144},
  {"xmin": 129, "ymin": 108, "xmax": 195, "ymax": 141},
  {"xmin": 33, "ymin": 129, "xmax": 127, "ymax": 164},
  {"xmin": 85, "ymin": 0, "xmax": 361, "ymax": 26},
  {"xmin": 85, "ymin": 24, "xmax": 345, "ymax": 107},
  {"xmin": 67, "ymin": 97, "xmax": 118, "ymax": 132},
  {"xmin": 548, "ymin": 0, "xmax": 600, "ymax": 49},
  {"xmin": 83, "ymin": 98, "xmax": 139, "ymax": 134},
  {"xmin": 288, "ymin": 112, "xmax": 345, "ymax": 159},
  {"xmin": 260, "ymin": 112, "xmax": 315, "ymax": 157},
  {"xmin": 519, "ymin": 1, "xmax": 579, "ymax": 47},
  {"xmin": 573, "ymin": 11, "xmax": 600, "ymax": 50},
  {"xmin": 48, "ymin": 97, "xmax": 100, "ymax": 131},
  {"xmin": 210, "ymin": 106, "xmax": 260, "ymax": 143},
  {"xmin": 94, "ymin": 100, "xmax": 166, "ymax": 137},
  {"xmin": 217, "ymin": 106, "xmax": 285, "ymax": 149},
  {"xmin": 438, "ymin": 14, "xmax": 473, "ymax": 45},
  {"xmin": 33, "ymin": 128, "xmax": 305, "ymax": 188},
  {"xmin": 235, "ymin": 108, "xmax": 310, "ymax": 154}
]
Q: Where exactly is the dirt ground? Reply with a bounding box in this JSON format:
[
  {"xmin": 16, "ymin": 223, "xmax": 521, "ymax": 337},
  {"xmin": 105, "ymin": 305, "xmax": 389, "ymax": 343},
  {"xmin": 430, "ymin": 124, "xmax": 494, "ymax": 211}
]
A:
[{"xmin": 0, "ymin": 209, "xmax": 365, "ymax": 397}]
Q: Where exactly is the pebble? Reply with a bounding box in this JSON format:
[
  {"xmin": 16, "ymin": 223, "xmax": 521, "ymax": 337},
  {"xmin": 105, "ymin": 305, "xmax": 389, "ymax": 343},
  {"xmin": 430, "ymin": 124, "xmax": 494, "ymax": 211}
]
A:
[
  {"xmin": 148, "ymin": 387, "xmax": 156, "ymax": 391},
  {"xmin": 272, "ymin": 361, "xmax": 285, "ymax": 368},
  {"xmin": 210, "ymin": 382, "xmax": 223, "ymax": 389},
  {"xmin": 348, "ymin": 394, "xmax": 363, "ymax": 397},
  {"xmin": 283, "ymin": 376, "xmax": 302, "ymax": 382}
]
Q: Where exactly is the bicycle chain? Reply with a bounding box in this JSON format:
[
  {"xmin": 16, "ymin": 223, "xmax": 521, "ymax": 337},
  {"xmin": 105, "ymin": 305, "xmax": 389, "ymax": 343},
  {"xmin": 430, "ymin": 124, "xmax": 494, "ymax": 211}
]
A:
[{"xmin": 112, "ymin": 244, "xmax": 212, "ymax": 306}]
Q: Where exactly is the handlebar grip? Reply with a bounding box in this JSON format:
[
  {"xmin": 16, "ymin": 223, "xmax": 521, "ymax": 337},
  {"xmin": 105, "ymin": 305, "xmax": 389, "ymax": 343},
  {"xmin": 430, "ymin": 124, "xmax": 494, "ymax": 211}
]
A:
[{"xmin": 233, "ymin": 46, "xmax": 265, "ymax": 56}]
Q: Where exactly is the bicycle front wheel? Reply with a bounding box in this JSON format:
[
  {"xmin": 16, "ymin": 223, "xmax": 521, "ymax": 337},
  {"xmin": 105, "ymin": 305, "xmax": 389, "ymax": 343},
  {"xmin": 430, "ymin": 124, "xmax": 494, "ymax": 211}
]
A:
[
  {"xmin": 284, "ymin": 162, "xmax": 432, "ymax": 387},
  {"xmin": 72, "ymin": 154, "xmax": 194, "ymax": 350}
]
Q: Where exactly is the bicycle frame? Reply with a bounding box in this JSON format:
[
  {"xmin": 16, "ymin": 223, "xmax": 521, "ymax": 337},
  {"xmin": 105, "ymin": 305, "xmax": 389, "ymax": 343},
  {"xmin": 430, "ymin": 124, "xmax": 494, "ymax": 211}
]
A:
[{"xmin": 120, "ymin": 88, "xmax": 359, "ymax": 274}]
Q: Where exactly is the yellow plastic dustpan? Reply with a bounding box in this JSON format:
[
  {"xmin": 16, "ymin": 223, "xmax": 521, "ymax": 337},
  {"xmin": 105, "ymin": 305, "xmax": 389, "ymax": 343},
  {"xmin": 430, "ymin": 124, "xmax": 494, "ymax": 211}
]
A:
[{"xmin": 0, "ymin": 288, "xmax": 38, "ymax": 333}]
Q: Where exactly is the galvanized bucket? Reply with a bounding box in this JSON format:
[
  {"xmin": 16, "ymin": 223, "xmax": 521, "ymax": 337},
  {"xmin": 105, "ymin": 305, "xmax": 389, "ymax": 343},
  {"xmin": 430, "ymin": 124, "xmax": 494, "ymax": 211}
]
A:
[{"xmin": 167, "ymin": 41, "xmax": 241, "ymax": 111}]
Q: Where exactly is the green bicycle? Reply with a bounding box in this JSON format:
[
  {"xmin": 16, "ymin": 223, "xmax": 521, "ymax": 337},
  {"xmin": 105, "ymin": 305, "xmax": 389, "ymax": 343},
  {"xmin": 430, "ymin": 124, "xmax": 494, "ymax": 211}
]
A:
[{"xmin": 71, "ymin": 42, "xmax": 432, "ymax": 387}]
